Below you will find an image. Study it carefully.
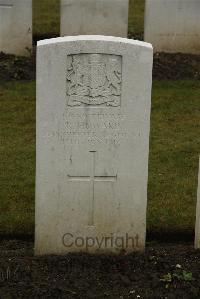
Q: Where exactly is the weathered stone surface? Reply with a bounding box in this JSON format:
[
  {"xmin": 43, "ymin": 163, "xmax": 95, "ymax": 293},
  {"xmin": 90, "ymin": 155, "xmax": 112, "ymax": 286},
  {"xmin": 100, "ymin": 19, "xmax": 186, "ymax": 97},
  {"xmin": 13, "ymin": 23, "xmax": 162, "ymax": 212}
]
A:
[
  {"xmin": 35, "ymin": 36, "xmax": 153, "ymax": 255},
  {"xmin": 0, "ymin": 0, "xmax": 32, "ymax": 56},
  {"xmin": 144, "ymin": 0, "xmax": 200, "ymax": 54},
  {"xmin": 60, "ymin": 0, "xmax": 129, "ymax": 37},
  {"xmin": 195, "ymin": 157, "xmax": 200, "ymax": 249}
]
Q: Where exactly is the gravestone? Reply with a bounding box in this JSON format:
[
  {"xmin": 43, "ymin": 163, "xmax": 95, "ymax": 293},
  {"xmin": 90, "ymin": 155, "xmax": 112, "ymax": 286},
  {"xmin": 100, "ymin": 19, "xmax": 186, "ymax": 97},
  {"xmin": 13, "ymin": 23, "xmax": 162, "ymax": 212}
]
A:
[
  {"xmin": 144, "ymin": 0, "xmax": 200, "ymax": 54},
  {"xmin": 195, "ymin": 157, "xmax": 200, "ymax": 249},
  {"xmin": 0, "ymin": 0, "xmax": 32, "ymax": 56},
  {"xmin": 35, "ymin": 36, "xmax": 153, "ymax": 255},
  {"xmin": 60, "ymin": 0, "xmax": 129, "ymax": 37}
]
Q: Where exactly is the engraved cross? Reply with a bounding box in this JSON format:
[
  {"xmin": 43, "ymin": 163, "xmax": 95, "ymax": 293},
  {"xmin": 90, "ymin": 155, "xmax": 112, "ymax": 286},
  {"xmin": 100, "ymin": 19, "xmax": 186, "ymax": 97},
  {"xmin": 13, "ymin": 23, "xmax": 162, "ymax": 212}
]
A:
[
  {"xmin": 0, "ymin": 1, "xmax": 13, "ymax": 8},
  {"xmin": 68, "ymin": 151, "xmax": 117, "ymax": 226}
]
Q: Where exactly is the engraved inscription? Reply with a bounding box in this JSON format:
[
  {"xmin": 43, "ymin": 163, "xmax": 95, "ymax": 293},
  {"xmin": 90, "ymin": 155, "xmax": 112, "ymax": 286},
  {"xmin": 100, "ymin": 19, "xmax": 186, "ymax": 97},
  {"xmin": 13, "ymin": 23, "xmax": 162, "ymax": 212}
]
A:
[
  {"xmin": 61, "ymin": 112, "xmax": 128, "ymax": 147},
  {"xmin": 66, "ymin": 54, "xmax": 122, "ymax": 107}
]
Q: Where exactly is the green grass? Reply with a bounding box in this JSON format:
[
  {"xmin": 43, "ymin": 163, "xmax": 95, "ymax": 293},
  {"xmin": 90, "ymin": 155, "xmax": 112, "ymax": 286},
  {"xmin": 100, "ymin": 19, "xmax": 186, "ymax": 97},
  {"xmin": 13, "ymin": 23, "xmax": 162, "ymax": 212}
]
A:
[
  {"xmin": 129, "ymin": 0, "xmax": 145, "ymax": 35},
  {"xmin": 0, "ymin": 80, "xmax": 199, "ymax": 236},
  {"xmin": 0, "ymin": 81, "xmax": 35, "ymax": 235},
  {"xmin": 33, "ymin": 0, "xmax": 144, "ymax": 37},
  {"xmin": 148, "ymin": 81, "xmax": 200, "ymax": 234},
  {"xmin": 33, "ymin": 0, "xmax": 60, "ymax": 37}
]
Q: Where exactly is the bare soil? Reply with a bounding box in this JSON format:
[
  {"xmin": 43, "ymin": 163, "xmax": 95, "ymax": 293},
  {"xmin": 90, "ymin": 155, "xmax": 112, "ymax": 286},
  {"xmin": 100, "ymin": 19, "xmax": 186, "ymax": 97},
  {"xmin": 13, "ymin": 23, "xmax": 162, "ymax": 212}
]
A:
[{"xmin": 0, "ymin": 240, "xmax": 200, "ymax": 299}]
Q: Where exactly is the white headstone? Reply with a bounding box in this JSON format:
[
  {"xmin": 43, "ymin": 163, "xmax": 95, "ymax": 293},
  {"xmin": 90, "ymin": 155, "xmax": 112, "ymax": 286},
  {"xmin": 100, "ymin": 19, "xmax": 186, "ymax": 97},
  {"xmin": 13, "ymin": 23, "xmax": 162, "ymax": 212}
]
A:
[
  {"xmin": 195, "ymin": 157, "xmax": 200, "ymax": 249},
  {"xmin": 144, "ymin": 0, "xmax": 200, "ymax": 54},
  {"xmin": 35, "ymin": 36, "xmax": 153, "ymax": 255},
  {"xmin": 0, "ymin": 0, "xmax": 32, "ymax": 56},
  {"xmin": 60, "ymin": 0, "xmax": 129, "ymax": 37}
]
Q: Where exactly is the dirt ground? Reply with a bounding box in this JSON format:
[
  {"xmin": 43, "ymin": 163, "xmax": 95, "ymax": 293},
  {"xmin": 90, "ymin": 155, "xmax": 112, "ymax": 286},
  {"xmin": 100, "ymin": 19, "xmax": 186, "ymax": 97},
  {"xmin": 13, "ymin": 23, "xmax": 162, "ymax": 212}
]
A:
[
  {"xmin": 0, "ymin": 240, "xmax": 200, "ymax": 299},
  {"xmin": 0, "ymin": 51, "xmax": 199, "ymax": 81}
]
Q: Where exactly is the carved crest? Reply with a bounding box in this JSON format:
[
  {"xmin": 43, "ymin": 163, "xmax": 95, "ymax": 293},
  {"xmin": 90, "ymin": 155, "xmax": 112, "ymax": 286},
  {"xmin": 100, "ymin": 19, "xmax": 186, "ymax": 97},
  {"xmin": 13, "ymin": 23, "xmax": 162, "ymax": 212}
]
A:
[{"xmin": 66, "ymin": 54, "xmax": 122, "ymax": 107}]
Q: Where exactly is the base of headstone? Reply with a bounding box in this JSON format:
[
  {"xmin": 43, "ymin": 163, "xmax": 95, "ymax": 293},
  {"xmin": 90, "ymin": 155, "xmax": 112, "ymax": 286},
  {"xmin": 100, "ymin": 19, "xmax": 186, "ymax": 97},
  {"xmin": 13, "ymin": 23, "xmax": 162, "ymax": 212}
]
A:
[
  {"xmin": 144, "ymin": 0, "xmax": 200, "ymax": 54},
  {"xmin": 60, "ymin": 0, "xmax": 129, "ymax": 38},
  {"xmin": 0, "ymin": 0, "xmax": 32, "ymax": 56}
]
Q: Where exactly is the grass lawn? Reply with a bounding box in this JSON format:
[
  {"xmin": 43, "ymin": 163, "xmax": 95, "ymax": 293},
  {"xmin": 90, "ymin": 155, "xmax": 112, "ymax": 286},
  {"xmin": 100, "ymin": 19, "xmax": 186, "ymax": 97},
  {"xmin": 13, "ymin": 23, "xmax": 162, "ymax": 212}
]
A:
[
  {"xmin": 33, "ymin": 0, "xmax": 60, "ymax": 37},
  {"xmin": 32, "ymin": 0, "xmax": 144, "ymax": 37},
  {"xmin": 148, "ymin": 81, "xmax": 200, "ymax": 235},
  {"xmin": 129, "ymin": 0, "xmax": 145, "ymax": 35},
  {"xmin": 0, "ymin": 80, "xmax": 199, "ymax": 236},
  {"xmin": 0, "ymin": 82, "xmax": 35, "ymax": 236}
]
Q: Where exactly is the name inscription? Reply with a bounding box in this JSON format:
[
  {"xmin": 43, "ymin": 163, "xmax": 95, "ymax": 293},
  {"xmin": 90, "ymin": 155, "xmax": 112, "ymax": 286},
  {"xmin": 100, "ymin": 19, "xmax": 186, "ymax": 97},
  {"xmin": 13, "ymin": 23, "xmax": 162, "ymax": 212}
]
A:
[{"xmin": 61, "ymin": 112, "xmax": 127, "ymax": 147}]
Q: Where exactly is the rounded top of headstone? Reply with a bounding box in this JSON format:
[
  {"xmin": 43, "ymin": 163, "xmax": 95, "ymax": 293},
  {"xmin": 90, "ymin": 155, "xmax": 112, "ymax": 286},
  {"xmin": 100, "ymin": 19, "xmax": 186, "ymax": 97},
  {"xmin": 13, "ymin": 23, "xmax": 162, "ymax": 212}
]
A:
[{"xmin": 37, "ymin": 35, "xmax": 153, "ymax": 50}]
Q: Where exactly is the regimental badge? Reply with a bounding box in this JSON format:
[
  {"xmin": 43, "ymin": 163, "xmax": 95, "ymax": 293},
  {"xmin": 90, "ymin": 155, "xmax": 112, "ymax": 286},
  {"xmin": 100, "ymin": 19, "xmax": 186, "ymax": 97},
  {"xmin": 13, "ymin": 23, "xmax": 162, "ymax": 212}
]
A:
[{"xmin": 66, "ymin": 54, "xmax": 122, "ymax": 107}]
